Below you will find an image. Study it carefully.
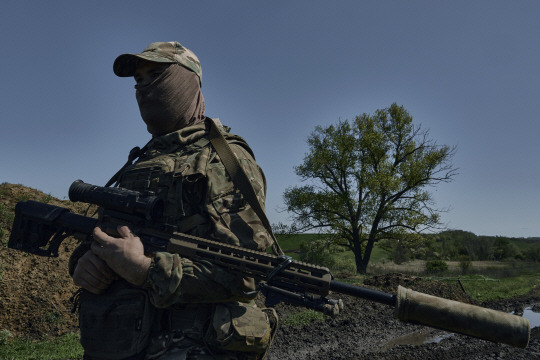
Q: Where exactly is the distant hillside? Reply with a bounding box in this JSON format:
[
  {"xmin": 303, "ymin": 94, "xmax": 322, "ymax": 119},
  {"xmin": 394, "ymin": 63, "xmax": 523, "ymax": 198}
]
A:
[{"xmin": 423, "ymin": 229, "xmax": 540, "ymax": 261}]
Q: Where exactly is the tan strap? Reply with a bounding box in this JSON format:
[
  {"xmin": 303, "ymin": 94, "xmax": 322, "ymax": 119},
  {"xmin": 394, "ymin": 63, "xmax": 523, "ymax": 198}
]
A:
[
  {"xmin": 208, "ymin": 119, "xmax": 284, "ymax": 256},
  {"xmin": 105, "ymin": 141, "xmax": 151, "ymax": 187}
]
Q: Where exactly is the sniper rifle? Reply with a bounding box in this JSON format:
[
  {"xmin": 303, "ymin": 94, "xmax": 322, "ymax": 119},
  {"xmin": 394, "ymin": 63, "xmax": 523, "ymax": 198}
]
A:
[{"xmin": 8, "ymin": 180, "xmax": 531, "ymax": 348}]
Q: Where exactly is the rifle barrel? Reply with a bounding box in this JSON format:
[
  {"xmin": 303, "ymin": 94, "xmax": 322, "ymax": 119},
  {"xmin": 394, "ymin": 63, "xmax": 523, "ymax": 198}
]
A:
[{"xmin": 329, "ymin": 280, "xmax": 396, "ymax": 306}]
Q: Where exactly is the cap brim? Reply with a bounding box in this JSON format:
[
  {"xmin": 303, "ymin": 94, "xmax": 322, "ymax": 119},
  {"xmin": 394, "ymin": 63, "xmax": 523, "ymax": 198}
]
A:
[{"xmin": 113, "ymin": 53, "xmax": 175, "ymax": 77}]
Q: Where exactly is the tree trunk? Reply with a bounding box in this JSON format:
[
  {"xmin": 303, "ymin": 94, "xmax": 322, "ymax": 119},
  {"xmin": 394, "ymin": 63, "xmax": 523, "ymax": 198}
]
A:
[
  {"xmin": 354, "ymin": 250, "xmax": 368, "ymax": 274},
  {"xmin": 356, "ymin": 237, "xmax": 375, "ymax": 274}
]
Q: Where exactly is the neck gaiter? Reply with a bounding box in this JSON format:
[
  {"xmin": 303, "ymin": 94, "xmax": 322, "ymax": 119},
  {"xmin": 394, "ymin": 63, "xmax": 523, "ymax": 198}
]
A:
[{"xmin": 136, "ymin": 64, "xmax": 205, "ymax": 136}]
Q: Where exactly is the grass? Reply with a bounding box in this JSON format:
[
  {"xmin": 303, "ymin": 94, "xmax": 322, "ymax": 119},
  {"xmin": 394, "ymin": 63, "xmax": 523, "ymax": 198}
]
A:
[
  {"xmin": 455, "ymin": 272, "xmax": 540, "ymax": 303},
  {"xmin": 0, "ymin": 203, "xmax": 14, "ymax": 246},
  {"xmin": 0, "ymin": 332, "xmax": 83, "ymax": 360},
  {"xmin": 276, "ymin": 233, "xmax": 327, "ymax": 259},
  {"xmin": 281, "ymin": 309, "xmax": 326, "ymax": 327},
  {"xmin": 281, "ymin": 233, "xmax": 540, "ymax": 305}
]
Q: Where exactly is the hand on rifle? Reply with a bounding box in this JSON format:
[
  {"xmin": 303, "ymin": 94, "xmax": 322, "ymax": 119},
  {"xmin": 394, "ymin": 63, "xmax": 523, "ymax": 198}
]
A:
[
  {"xmin": 91, "ymin": 225, "xmax": 152, "ymax": 287},
  {"xmin": 72, "ymin": 250, "xmax": 117, "ymax": 294}
]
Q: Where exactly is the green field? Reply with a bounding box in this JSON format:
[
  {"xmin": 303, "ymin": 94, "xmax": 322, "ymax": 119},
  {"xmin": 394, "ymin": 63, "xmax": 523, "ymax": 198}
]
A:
[{"xmin": 0, "ymin": 332, "xmax": 83, "ymax": 360}]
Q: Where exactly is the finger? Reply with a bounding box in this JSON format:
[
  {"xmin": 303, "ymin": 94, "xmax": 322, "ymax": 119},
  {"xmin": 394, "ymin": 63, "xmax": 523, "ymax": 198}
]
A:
[
  {"xmin": 117, "ymin": 225, "xmax": 133, "ymax": 238},
  {"xmin": 90, "ymin": 240, "xmax": 109, "ymax": 261},
  {"xmin": 74, "ymin": 269, "xmax": 111, "ymax": 290},
  {"xmin": 92, "ymin": 227, "xmax": 114, "ymax": 246},
  {"xmin": 86, "ymin": 251, "xmax": 116, "ymax": 281},
  {"xmin": 73, "ymin": 257, "xmax": 113, "ymax": 293},
  {"xmin": 78, "ymin": 252, "xmax": 113, "ymax": 281},
  {"xmin": 74, "ymin": 276, "xmax": 108, "ymax": 294}
]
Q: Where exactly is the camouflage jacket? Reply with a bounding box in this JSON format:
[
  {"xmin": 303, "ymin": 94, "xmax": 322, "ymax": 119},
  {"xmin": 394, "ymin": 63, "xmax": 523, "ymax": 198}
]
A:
[{"xmin": 115, "ymin": 118, "xmax": 272, "ymax": 308}]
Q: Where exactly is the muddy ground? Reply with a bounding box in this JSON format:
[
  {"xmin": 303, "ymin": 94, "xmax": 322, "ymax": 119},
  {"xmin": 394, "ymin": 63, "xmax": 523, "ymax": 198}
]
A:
[
  {"xmin": 1, "ymin": 183, "xmax": 539, "ymax": 359},
  {"xmin": 267, "ymin": 274, "xmax": 540, "ymax": 360}
]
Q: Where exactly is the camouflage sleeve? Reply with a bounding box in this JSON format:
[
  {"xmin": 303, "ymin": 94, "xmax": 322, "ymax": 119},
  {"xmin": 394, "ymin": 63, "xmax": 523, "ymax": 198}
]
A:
[
  {"xmin": 144, "ymin": 143, "xmax": 273, "ymax": 308},
  {"xmin": 205, "ymin": 143, "xmax": 273, "ymax": 251}
]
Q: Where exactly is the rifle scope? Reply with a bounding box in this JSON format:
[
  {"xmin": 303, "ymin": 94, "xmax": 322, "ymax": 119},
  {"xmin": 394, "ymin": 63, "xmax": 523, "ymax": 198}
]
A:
[{"xmin": 68, "ymin": 180, "xmax": 164, "ymax": 221}]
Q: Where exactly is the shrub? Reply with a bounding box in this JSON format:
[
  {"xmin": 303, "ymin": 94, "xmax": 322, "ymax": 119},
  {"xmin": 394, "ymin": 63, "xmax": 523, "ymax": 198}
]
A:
[
  {"xmin": 298, "ymin": 238, "xmax": 339, "ymax": 269},
  {"xmin": 425, "ymin": 259, "xmax": 448, "ymax": 274},
  {"xmin": 392, "ymin": 242, "xmax": 410, "ymax": 264},
  {"xmin": 0, "ymin": 329, "xmax": 13, "ymax": 346},
  {"xmin": 458, "ymin": 255, "xmax": 471, "ymax": 274}
]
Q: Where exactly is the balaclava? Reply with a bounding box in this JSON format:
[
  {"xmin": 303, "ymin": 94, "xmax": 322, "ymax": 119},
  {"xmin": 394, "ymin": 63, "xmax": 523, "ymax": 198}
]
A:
[
  {"xmin": 113, "ymin": 41, "xmax": 205, "ymax": 137},
  {"xmin": 135, "ymin": 63, "xmax": 205, "ymax": 136}
]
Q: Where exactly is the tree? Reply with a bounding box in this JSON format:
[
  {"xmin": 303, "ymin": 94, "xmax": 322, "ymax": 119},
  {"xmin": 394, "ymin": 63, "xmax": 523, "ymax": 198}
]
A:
[{"xmin": 283, "ymin": 103, "xmax": 457, "ymax": 273}]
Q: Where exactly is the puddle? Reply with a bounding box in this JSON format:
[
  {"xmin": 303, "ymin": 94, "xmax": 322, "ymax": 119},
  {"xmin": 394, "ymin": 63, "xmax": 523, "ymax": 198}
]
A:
[
  {"xmin": 383, "ymin": 305, "xmax": 540, "ymax": 350},
  {"xmin": 382, "ymin": 330, "xmax": 433, "ymax": 350},
  {"xmin": 522, "ymin": 307, "xmax": 540, "ymax": 328},
  {"xmin": 425, "ymin": 333, "xmax": 454, "ymax": 344}
]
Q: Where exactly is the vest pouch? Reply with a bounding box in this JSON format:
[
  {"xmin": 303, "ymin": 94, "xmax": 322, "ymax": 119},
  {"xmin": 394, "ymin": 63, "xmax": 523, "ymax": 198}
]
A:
[
  {"xmin": 205, "ymin": 302, "xmax": 274, "ymax": 354},
  {"xmin": 78, "ymin": 281, "xmax": 155, "ymax": 360}
]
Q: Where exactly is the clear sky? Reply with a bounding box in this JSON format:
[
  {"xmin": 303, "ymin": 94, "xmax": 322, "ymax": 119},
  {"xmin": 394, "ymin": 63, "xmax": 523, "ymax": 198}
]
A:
[{"xmin": 1, "ymin": 1, "xmax": 539, "ymax": 238}]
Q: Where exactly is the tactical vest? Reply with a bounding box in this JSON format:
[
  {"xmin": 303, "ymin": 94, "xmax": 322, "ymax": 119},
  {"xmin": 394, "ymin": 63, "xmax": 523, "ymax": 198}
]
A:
[
  {"xmin": 113, "ymin": 122, "xmax": 275, "ymax": 358},
  {"xmin": 118, "ymin": 136, "xmax": 211, "ymax": 234},
  {"xmin": 116, "ymin": 122, "xmax": 259, "ymax": 238}
]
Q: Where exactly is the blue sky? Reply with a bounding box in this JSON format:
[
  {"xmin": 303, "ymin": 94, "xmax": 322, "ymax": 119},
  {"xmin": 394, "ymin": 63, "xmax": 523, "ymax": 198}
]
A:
[{"xmin": 1, "ymin": 1, "xmax": 539, "ymax": 238}]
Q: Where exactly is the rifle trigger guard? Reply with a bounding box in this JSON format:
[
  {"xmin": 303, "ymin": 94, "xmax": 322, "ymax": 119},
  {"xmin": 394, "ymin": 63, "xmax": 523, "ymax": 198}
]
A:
[
  {"xmin": 267, "ymin": 255, "xmax": 293, "ymax": 283},
  {"xmin": 47, "ymin": 229, "xmax": 68, "ymax": 257}
]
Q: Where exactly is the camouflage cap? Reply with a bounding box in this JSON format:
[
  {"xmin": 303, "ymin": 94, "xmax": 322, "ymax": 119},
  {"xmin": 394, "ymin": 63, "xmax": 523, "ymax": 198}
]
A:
[{"xmin": 113, "ymin": 41, "xmax": 202, "ymax": 84}]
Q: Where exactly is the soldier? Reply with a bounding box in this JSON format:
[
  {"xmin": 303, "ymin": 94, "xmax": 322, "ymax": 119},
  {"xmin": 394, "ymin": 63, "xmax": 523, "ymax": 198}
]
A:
[{"xmin": 70, "ymin": 42, "xmax": 276, "ymax": 360}]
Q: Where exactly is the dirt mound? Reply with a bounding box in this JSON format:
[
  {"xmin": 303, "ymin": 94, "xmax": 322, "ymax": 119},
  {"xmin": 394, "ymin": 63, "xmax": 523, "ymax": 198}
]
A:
[
  {"xmin": 363, "ymin": 272, "xmax": 474, "ymax": 304},
  {"xmin": 0, "ymin": 183, "xmax": 89, "ymax": 339}
]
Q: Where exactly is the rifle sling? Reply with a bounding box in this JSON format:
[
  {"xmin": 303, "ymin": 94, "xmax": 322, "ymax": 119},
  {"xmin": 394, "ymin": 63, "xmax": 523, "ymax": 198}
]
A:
[
  {"xmin": 103, "ymin": 119, "xmax": 284, "ymax": 255},
  {"xmin": 208, "ymin": 119, "xmax": 284, "ymax": 256}
]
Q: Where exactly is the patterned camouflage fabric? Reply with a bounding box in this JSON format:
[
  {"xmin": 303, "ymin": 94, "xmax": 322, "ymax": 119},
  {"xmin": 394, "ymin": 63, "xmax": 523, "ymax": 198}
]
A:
[
  {"xmin": 116, "ymin": 118, "xmax": 273, "ymax": 359},
  {"xmin": 114, "ymin": 41, "xmax": 202, "ymax": 84},
  {"xmin": 117, "ymin": 118, "xmax": 272, "ymax": 305},
  {"xmin": 69, "ymin": 118, "xmax": 273, "ymax": 360}
]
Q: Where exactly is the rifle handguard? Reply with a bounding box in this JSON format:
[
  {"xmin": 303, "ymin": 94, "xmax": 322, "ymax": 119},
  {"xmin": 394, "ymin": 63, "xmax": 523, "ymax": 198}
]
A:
[{"xmin": 394, "ymin": 285, "xmax": 530, "ymax": 348}]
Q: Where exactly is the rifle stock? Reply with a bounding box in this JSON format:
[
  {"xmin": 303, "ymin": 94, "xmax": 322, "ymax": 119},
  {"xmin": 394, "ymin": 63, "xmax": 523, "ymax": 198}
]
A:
[{"xmin": 7, "ymin": 180, "xmax": 530, "ymax": 348}]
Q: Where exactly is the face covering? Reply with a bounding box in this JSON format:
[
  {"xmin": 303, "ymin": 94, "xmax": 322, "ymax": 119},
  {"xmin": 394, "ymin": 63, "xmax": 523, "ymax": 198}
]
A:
[{"xmin": 135, "ymin": 64, "xmax": 205, "ymax": 136}]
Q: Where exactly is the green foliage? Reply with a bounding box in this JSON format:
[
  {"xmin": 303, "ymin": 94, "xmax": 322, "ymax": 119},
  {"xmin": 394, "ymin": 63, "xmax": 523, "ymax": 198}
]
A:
[
  {"xmin": 0, "ymin": 329, "xmax": 14, "ymax": 346},
  {"xmin": 42, "ymin": 311, "xmax": 62, "ymax": 326},
  {"xmin": 425, "ymin": 259, "xmax": 448, "ymax": 274},
  {"xmin": 391, "ymin": 241, "xmax": 410, "ymax": 264},
  {"xmin": 0, "ymin": 332, "xmax": 83, "ymax": 360},
  {"xmin": 328, "ymin": 253, "xmax": 357, "ymax": 274},
  {"xmin": 283, "ymin": 103, "xmax": 456, "ymax": 273},
  {"xmin": 0, "ymin": 203, "xmax": 14, "ymax": 246},
  {"xmin": 459, "ymin": 273, "xmax": 540, "ymax": 302},
  {"xmin": 425, "ymin": 230, "xmax": 533, "ymax": 261},
  {"xmin": 298, "ymin": 237, "xmax": 343, "ymax": 269},
  {"xmin": 282, "ymin": 309, "xmax": 325, "ymax": 327},
  {"xmin": 524, "ymin": 243, "xmax": 540, "ymax": 262},
  {"xmin": 275, "ymin": 233, "xmax": 327, "ymax": 255},
  {"xmin": 40, "ymin": 194, "xmax": 54, "ymax": 204},
  {"xmin": 458, "ymin": 255, "xmax": 472, "ymax": 274},
  {"xmin": 16, "ymin": 194, "xmax": 31, "ymax": 202}
]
